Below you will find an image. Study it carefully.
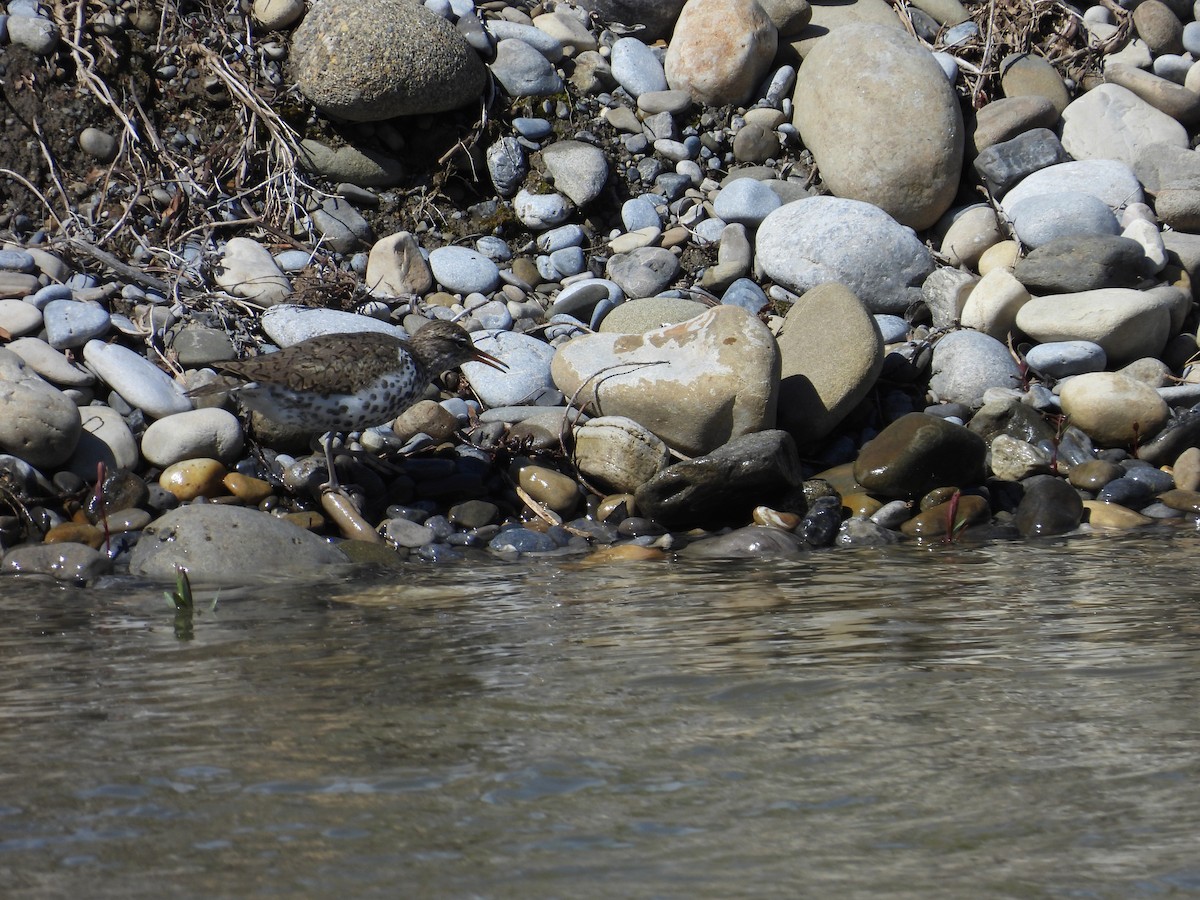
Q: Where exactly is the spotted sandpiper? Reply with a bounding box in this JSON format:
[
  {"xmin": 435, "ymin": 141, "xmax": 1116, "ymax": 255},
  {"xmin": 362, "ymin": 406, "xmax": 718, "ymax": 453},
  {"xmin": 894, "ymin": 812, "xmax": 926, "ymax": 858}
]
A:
[{"xmin": 188, "ymin": 320, "xmax": 506, "ymax": 488}]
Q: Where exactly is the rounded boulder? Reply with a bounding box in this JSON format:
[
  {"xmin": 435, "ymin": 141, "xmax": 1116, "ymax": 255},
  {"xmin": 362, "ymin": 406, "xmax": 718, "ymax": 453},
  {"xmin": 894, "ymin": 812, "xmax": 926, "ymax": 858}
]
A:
[{"xmin": 792, "ymin": 24, "xmax": 963, "ymax": 230}]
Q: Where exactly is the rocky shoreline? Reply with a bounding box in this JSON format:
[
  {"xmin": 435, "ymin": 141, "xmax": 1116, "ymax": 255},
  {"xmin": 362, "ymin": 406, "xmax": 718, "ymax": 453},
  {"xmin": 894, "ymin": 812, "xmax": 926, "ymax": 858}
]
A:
[{"xmin": 4, "ymin": 0, "xmax": 1200, "ymax": 584}]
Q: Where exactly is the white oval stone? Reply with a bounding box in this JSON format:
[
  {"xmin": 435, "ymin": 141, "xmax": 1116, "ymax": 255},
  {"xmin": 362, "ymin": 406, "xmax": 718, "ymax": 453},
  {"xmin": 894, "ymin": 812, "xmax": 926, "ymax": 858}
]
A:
[
  {"xmin": 141, "ymin": 408, "xmax": 245, "ymax": 467},
  {"xmin": 82, "ymin": 340, "xmax": 192, "ymax": 419}
]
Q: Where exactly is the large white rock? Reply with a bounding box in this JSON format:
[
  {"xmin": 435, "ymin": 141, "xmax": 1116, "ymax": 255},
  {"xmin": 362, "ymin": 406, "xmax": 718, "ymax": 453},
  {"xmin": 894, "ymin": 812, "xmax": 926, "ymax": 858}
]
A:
[
  {"xmin": 792, "ymin": 24, "xmax": 963, "ymax": 230},
  {"xmin": 775, "ymin": 282, "xmax": 883, "ymax": 444},
  {"xmin": 1059, "ymin": 371, "xmax": 1170, "ymax": 447},
  {"xmin": 141, "ymin": 409, "xmax": 245, "ymax": 468},
  {"xmin": 1015, "ymin": 288, "xmax": 1176, "ymax": 366},
  {"xmin": 214, "ymin": 237, "xmax": 291, "ymax": 307},
  {"xmin": 1060, "ymin": 83, "xmax": 1189, "ymax": 169},
  {"xmin": 365, "ymin": 231, "xmax": 433, "ymax": 298},
  {"xmin": 550, "ymin": 305, "xmax": 779, "ymax": 456},
  {"xmin": 755, "ymin": 196, "xmax": 934, "ymax": 314},
  {"xmin": 66, "ymin": 405, "xmax": 139, "ymax": 480},
  {"xmin": 665, "ymin": 0, "xmax": 778, "ymax": 106}
]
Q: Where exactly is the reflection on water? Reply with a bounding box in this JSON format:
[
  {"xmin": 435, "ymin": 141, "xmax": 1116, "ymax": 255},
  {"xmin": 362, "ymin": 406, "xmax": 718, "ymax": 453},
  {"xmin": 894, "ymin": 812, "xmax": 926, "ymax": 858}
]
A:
[{"xmin": 2, "ymin": 530, "xmax": 1200, "ymax": 897}]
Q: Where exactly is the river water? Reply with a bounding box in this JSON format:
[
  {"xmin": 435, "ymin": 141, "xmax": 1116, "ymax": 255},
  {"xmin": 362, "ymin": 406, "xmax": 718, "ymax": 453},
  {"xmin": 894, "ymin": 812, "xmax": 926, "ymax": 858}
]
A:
[{"xmin": 2, "ymin": 528, "xmax": 1199, "ymax": 898}]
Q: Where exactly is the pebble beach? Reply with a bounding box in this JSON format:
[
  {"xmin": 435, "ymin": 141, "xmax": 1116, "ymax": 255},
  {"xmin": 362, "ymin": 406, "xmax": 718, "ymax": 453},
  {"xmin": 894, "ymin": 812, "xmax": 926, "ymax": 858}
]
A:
[{"xmin": 4, "ymin": 0, "xmax": 1200, "ymax": 584}]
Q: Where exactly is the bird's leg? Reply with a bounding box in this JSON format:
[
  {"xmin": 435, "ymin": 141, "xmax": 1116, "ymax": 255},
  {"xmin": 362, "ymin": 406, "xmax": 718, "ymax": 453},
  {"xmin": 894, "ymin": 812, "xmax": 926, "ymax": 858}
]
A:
[{"xmin": 320, "ymin": 431, "xmax": 342, "ymax": 492}]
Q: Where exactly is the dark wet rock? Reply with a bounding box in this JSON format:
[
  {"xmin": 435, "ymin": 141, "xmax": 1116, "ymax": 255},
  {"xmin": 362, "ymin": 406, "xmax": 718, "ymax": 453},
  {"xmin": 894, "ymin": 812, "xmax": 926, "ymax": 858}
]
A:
[
  {"xmin": 1136, "ymin": 407, "xmax": 1200, "ymax": 465},
  {"xmin": 128, "ymin": 505, "xmax": 349, "ymax": 582},
  {"xmin": 635, "ymin": 430, "xmax": 806, "ymax": 529},
  {"xmin": 1095, "ymin": 476, "xmax": 1154, "ymax": 507},
  {"xmin": 798, "ymin": 495, "xmax": 842, "ymax": 547},
  {"xmin": 1122, "ymin": 462, "xmax": 1174, "ymax": 492},
  {"xmin": 899, "ymin": 493, "xmax": 990, "ymax": 538},
  {"xmin": 1067, "ymin": 459, "xmax": 1124, "ymax": 491},
  {"xmin": 86, "ymin": 468, "xmax": 149, "ymax": 524},
  {"xmin": 854, "ymin": 413, "xmax": 987, "ymax": 499},
  {"xmin": 835, "ymin": 516, "xmax": 901, "ymax": 547},
  {"xmin": 488, "ymin": 526, "xmax": 560, "ymax": 554},
  {"xmin": 679, "ymin": 525, "xmax": 806, "ymax": 558},
  {"xmin": 972, "ymin": 128, "xmax": 1070, "ymax": 198},
  {"xmin": 1013, "ymin": 235, "xmax": 1148, "ymax": 293},
  {"xmin": 968, "ymin": 398, "xmax": 1058, "ymax": 446},
  {"xmin": 1014, "ymin": 475, "xmax": 1084, "ymax": 537}
]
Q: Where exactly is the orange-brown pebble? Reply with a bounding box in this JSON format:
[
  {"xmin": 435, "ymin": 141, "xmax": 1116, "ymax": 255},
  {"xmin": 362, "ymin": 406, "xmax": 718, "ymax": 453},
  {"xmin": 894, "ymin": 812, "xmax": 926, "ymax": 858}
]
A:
[
  {"xmin": 900, "ymin": 493, "xmax": 990, "ymax": 538},
  {"xmin": 1068, "ymin": 459, "xmax": 1124, "ymax": 491},
  {"xmin": 320, "ymin": 490, "xmax": 382, "ymax": 543},
  {"xmin": 159, "ymin": 458, "xmax": 228, "ymax": 501},
  {"xmin": 223, "ymin": 472, "xmax": 274, "ymax": 504},
  {"xmin": 518, "ymin": 465, "xmax": 579, "ymax": 516},
  {"xmin": 919, "ymin": 486, "xmax": 960, "ymax": 511},
  {"xmin": 841, "ymin": 493, "xmax": 883, "ymax": 518},
  {"xmin": 44, "ymin": 522, "xmax": 106, "ymax": 549},
  {"xmin": 811, "ymin": 462, "xmax": 866, "ymax": 496},
  {"xmin": 752, "ymin": 506, "xmax": 802, "ymax": 530},
  {"xmin": 597, "ymin": 493, "xmax": 636, "ymax": 522},
  {"xmin": 1157, "ymin": 489, "xmax": 1200, "ymax": 514},
  {"xmin": 1081, "ymin": 500, "xmax": 1153, "ymax": 530},
  {"xmin": 581, "ymin": 545, "xmax": 667, "ymax": 565}
]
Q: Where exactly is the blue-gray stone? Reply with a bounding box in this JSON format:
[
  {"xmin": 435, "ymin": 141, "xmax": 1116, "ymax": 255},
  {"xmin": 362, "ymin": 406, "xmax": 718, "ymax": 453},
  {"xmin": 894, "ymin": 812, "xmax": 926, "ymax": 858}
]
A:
[
  {"xmin": 475, "ymin": 235, "xmax": 512, "ymax": 262},
  {"xmin": 486, "ymin": 21, "xmax": 563, "ymax": 61},
  {"xmin": 43, "ymin": 299, "xmax": 111, "ymax": 349},
  {"xmin": 621, "ymin": 196, "xmax": 662, "ymax": 232},
  {"xmin": 942, "ymin": 20, "xmax": 978, "ymax": 46},
  {"xmin": 929, "ymin": 330, "xmax": 1023, "ymax": 407},
  {"xmin": 274, "ymin": 249, "xmax": 313, "ymax": 272},
  {"xmin": 713, "ymin": 178, "xmax": 783, "ymax": 228},
  {"xmin": 1183, "ymin": 20, "xmax": 1200, "ymax": 55},
  {"xmin": 513, "ymin": 116, "xmax": 554, "ymax": 140},
  {"xmin": 470, "ymin": 300, "xmax": 513, "ymax": 331},
  {"xmin": 1008, "ymin": 191, "xmax": 1121, "ymax": 248},
  {"xmin": 1024, "ymin": 340, "xmax": 1107, "ymax": 378},
  {"xmin": 429, "ymin": 245, "xmax": 501, "ymax": 294},
  {"xmin": 1096, "ymin": 476, "xmax": 1153, "ymax": 507},
  {"xmin": 461, "ymin": 329, "xmax": 557, "ymax": 407},
  {"xmin": 653, "ymin": 172, "xmax": 691, "ymax": 201},
  {"xmin": 874, "ymin": 314, "xmax": 909, "ymax": 343},
  {"xmin": 490, "ymin": 38, "xmax": 563, "ymax": 97},
  {"xmin": 486, "ymin": 136, "xmax": 527, "ymax": 198},
  {"xmin": 0, "ymin": 249, "xmax": 36, "ymax": 272},
  {"xmin": 26, "ymin": 283, "xmax": 72, "ymax": 309},
  {"xmin": 536, "ymin": 223, "xmax": 585, "ymax": 253},
  {"xmin": 489, "ymin": 526, "xmax": 560, "ymax": 553},
  {"xmin": 550, "ymin": 246, "xmax": 586, "ymax": 277},
  {"xmin": 1121, "ymin": 463, "xmax": 1174, "ymax": 493},
  {"xmin": 609, "ymin": 37, "xmax": 667, "ymax": 97},
  {"xmin": 721, "ymin": 278, "xmax": 768, "ymax": 313}
]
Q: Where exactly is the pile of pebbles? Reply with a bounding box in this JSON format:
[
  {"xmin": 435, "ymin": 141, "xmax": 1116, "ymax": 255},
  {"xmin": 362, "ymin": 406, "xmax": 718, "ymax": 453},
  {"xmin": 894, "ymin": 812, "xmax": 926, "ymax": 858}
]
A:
[{"xmin": 5, "ymin": 0, "xmax": 1200, "ymax": 583}]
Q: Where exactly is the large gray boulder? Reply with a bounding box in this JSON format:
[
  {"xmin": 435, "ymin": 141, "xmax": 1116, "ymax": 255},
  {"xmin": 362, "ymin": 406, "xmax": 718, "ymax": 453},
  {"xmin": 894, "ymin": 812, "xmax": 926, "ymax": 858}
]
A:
[
  {"xmin": 792, "ymin": 24, "xmax": 963, "ymax": 230},
  {"xmin": 291, "ymin": 0, "xmax": 487, "ymax": 121},
  {"xmin": 756, "ymin": 196, "xmax": 934, "ymax": 314},
  {"xmin": 129, "ymin": 505, "xmax": 350, "ymax": 583}
]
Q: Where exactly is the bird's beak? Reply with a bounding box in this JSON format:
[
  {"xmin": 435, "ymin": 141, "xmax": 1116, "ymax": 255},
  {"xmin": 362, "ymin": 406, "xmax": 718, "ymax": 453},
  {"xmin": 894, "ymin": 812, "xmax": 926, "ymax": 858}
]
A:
[{"xmin": 470, "ymin": 346, "xmax": 507, "ymax": 371}]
